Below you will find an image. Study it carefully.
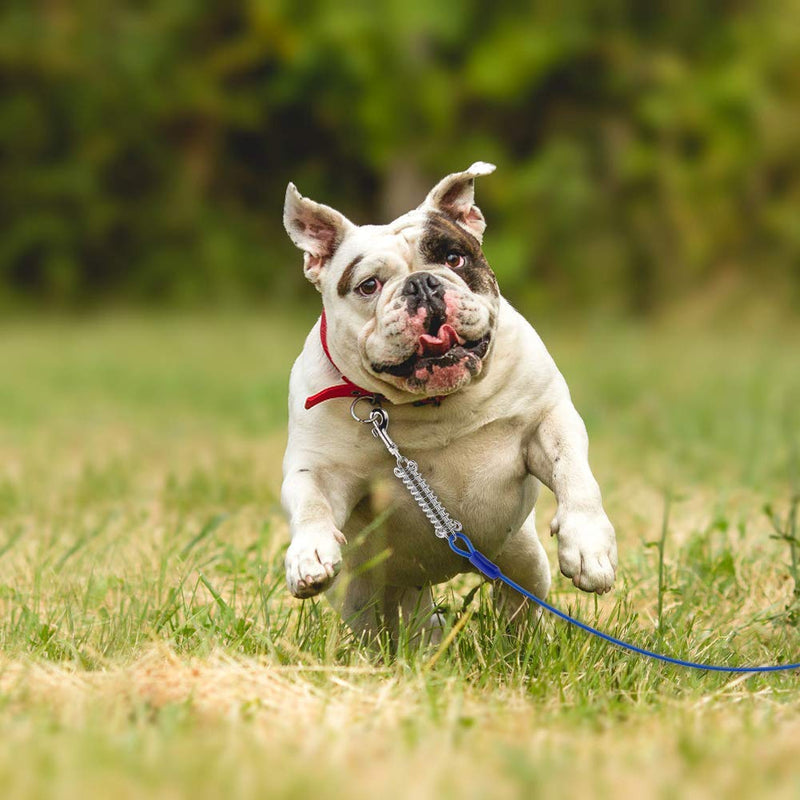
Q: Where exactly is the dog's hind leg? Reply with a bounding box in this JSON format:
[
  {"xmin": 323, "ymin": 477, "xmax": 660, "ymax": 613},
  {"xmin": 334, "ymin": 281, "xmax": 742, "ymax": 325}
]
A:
[
  {"xmin": 327, "ymin": 570, "xmax": 443, "ymax": 648},
  {"xmin": 395, "ymin": 584, "xmax": 445, "ymax": 647},
  {"xmin": 491, "ymin": 511, "xmax": 551, "ymax": 631}
]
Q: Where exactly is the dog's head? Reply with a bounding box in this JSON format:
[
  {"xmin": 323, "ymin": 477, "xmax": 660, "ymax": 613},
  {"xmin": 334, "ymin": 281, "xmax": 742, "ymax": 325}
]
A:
[{"xmin": 283, "ymin": 163, "xmax": 500, "ymax": 403}]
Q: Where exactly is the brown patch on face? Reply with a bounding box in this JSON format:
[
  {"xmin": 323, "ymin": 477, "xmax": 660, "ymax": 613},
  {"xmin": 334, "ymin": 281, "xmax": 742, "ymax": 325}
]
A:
[
  {"xmin": 336, "ymin": 255, "xmax": 363, "ymax": 296},
  {"xmin": 419, "ymin": 213, "xmax": 498, "ymax": 296}
]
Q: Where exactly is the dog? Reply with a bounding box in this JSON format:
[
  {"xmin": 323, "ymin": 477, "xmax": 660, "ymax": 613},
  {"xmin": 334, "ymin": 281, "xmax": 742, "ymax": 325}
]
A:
[{"xmin": 281, "ymin": 162, "xmax": 617, "ymax": 641}]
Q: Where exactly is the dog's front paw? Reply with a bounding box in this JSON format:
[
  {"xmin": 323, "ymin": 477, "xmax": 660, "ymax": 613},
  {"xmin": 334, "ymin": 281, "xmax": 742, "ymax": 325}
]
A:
[
  {"xmin": 551, "ymin": 510, "xmax": 617, "ymax": 594},
  {"xmin": 285, "ymin": 531, "xmax": 344, "ymax": 599}
]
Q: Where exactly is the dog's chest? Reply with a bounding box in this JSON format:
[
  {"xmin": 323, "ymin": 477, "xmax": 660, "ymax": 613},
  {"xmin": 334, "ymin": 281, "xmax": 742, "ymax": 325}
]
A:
[
  {"xmin": 408, "ymin": 423, "xmax": 530, "ymax": 522},
  {"xmin": 357, "ymin": 416, "xmax": 539, "ymax": 583}
]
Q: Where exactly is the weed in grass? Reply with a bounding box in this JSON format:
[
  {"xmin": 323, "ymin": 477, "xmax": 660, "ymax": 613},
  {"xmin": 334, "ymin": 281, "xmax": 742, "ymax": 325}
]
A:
[{"xmin": 764, "ymin": 494, "xmax": 800, "ymax": 626}]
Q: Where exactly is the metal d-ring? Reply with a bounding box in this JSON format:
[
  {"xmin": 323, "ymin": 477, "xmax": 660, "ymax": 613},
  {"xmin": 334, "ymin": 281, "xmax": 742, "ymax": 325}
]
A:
[
  {"xmin": 350, "ymin": 395, "xmax": 384, "ymax": 425},
  {"xmin": 350, "ymin": 395, "xmax": 395, "ymax": 456}
]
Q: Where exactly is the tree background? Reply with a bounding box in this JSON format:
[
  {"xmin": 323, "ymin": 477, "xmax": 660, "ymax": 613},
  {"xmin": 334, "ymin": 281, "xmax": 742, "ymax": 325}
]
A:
[{"xmin": 2, "ymin": 0, "xmax": 800, "ymax": 315}]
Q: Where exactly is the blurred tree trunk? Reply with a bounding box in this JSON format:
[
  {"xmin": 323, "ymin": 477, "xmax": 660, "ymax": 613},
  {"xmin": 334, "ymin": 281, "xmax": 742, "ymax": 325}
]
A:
[{"xmin": 380, "ymin": 155, "xmax": 429, "ymax": 223}]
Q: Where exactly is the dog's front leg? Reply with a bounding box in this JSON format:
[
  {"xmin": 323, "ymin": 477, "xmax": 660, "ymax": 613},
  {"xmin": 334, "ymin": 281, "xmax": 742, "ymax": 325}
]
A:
[
  {"xmin": 281, "ymin": 463, "xmax": 361, "ymax": 599},
  {"xmin": 526, "ymin": 398, "xmax": 618, "ymax": 594}
]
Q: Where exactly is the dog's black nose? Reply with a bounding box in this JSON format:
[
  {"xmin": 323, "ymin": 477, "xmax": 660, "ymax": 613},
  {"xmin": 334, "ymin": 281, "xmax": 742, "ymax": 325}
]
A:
[
  {"xmin": 401, "ymin": 273, "xmax": 446, "ymax": 333},
  {"xmin": 402, "ymin": 272, "xmax": 443, "ymax": 299}
]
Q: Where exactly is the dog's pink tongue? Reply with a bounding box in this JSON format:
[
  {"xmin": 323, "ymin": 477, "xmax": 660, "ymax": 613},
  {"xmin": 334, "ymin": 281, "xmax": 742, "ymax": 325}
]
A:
[{"xmin": 417, "ymin": 324, "xmax": 463, "ymax": 357}]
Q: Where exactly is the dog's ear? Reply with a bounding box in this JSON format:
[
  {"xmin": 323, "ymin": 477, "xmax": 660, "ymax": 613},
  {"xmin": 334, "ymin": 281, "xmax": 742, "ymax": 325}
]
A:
[
  {"xmin": 284, "ymin": 184, "xmax": 354, "ymax": 286},
  {"xmin": 420, "ymin": 162, "xmax": 496, "ymax": 243}
]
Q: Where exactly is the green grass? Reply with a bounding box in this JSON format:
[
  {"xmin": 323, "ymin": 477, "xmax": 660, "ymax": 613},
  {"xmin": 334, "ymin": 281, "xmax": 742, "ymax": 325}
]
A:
[{"xmin": 0, "ymin": 309, "xmax": 799, "ymax": 799}]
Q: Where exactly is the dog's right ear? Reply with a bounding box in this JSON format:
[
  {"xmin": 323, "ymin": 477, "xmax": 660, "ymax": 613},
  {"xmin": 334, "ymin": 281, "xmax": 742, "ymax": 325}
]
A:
[
  {"xmin": 284, "ymin": 184, "xmax": 354, "ymax": 287},
  {"xmin": 420, "ymin": 162, "xmax": 496, "ymax": 243}
]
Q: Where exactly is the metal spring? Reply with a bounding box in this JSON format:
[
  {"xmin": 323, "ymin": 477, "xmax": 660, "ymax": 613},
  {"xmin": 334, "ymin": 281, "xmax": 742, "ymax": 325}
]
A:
[{"xmin": 393, "ymin": 457, "xmax": 461, "ymax": 538}]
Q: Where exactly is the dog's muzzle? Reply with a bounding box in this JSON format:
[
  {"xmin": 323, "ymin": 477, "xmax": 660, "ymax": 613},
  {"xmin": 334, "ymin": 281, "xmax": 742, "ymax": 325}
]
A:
[
  {"xmin": 368, "ymin": 273, "xmax": 493, "ymax": 392},
  {"xmin": 401, "ymin": 272, "xmax": 446, "ymax": 333}
]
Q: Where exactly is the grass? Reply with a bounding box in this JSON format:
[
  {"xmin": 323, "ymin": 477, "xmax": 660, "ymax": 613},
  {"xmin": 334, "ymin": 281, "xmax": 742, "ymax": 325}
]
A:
[{"xmin": 0, "ymin": 307, "xmax": 799, "ymax": 798}]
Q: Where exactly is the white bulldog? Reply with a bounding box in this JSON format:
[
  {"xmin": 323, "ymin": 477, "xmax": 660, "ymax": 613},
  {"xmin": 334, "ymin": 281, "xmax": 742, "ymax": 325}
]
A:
[{"xmin": 281, "ymin": 162, "xmax": 617, "ymax": 640}]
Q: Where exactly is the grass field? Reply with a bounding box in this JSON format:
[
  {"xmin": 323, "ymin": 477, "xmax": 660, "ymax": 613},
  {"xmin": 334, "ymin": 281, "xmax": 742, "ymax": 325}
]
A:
[{"xmin": 0, "ymin": 308, "xmax": 799, "ymax": 799}]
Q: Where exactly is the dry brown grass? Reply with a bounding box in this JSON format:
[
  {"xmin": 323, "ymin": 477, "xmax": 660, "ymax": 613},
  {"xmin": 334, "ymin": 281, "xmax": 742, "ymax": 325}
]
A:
[{"xmin": 1, "ymin": 647, "xmax": 798, "ymax": 799}]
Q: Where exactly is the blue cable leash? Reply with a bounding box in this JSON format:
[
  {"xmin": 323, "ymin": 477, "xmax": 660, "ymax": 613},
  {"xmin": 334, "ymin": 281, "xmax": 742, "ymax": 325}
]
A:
[
  {"xmin": 351, "ymin": 398, "xmax": 800, "ymax": 675},
  {"xmin": 448, "ymin": 531, "xmax": 800, "ymax": 674}
]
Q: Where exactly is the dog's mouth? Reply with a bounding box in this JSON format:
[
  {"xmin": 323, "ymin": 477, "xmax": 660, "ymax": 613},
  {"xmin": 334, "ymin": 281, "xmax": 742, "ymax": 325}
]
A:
[{"xmin": 372, "ymin": 324, "xmax": 491, "ymax": 380}]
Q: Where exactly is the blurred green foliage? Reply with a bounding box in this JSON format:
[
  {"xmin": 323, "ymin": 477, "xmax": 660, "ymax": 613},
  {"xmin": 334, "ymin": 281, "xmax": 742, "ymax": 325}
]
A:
[{"xmin": 1, "ymin": 0, "xmax": 799, "ymax": 312}]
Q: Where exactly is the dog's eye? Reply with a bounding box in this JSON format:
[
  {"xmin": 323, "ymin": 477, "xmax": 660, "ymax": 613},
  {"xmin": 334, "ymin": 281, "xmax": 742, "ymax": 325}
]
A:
[
  {"xmin": 356, "ymin": 277, "xmax": 381, "ymax": 297},
  {"xmin": 445, "ymin": 252, "xmax": 465, "ymax": 269}
]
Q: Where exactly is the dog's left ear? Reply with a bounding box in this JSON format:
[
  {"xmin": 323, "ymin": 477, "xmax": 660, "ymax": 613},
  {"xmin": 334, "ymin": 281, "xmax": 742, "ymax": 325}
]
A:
[
  {"xmin": 420, "ymin": 161, "xmax": 496, "ymax": 243},
  {"xmin": 284, "ymin": 183, "xmax": 355, "ymax": 287}
]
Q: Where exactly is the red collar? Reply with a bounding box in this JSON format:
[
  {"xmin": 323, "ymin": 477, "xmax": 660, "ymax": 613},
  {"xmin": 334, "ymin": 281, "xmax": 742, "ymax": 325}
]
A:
[
  {"xmin": 304, "ymin": 310, "xmax": 444, "ymax": 410},
  {"xmin": 304, "ymin": 311, "xmax": 381, "ymax": 409}
]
